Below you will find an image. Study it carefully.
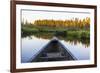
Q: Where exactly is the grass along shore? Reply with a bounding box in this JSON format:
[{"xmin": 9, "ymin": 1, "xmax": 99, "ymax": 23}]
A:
[{"xmin": 21, "ymin": 25, "xmax": 90, "ymax": 40}]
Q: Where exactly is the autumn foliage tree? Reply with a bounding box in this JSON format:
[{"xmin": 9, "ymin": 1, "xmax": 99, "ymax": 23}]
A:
[{"xmin": 33, "ymin": 17, "xmax": 90, "ymax": 29}]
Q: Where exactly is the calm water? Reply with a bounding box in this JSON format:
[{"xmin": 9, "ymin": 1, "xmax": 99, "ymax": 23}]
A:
[{"xmin": 21, "ymin": 35, "xmax": 90, "ymax": 63}]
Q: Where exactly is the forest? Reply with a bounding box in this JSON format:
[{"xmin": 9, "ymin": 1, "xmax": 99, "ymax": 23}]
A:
[{"xmin": 33, "ymin": 17, "xmax": 90, "ymax": 29}]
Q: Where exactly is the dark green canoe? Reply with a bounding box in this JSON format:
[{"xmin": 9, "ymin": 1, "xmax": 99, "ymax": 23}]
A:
[{"xmin": 30, "ymin": 37, "xmax": 77, "ymax": 62}]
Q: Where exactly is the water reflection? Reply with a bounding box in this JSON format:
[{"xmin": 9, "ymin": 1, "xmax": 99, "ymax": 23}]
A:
[
  {"xmin": 21, "ymin": 34, "xmax": 90, "ymax": 63},
  {"xmin": 23, "ymin": 33, "xmax": 90, "ymax": 48}
]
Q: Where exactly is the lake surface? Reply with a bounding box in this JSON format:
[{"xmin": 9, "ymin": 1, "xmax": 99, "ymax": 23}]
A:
[{"xmin": 21, "ymin": 35, "xmax": 90, "ymax": 63}]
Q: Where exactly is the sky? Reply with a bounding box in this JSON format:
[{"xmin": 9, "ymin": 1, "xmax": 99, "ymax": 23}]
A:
[{"xmin": 21, "ymin": 9, "xmax": 90, "ymax": 24}]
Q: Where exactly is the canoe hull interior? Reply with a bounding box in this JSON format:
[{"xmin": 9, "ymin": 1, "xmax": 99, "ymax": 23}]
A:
[{"xmin": 30, "ymin": 39, "xmax": 77, "ymax": 62}]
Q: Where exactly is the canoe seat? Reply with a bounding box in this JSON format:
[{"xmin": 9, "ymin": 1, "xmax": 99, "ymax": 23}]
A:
[{"xmin": 47, "ymin": 52, "xmax": 62, "ymax": 58}]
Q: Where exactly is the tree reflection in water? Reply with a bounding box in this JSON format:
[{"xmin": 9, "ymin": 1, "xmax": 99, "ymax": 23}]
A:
[{"xmin": 22, "ymin": 32, "xmax": 90, "ymax": 48}]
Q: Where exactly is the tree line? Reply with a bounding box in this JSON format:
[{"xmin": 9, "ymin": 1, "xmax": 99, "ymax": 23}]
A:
[{"xmin": 33, "ymin": 17, "xmax": 90, "ymax": 29}]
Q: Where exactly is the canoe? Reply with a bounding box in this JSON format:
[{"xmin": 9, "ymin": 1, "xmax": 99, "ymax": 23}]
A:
[{"xmin": 30, "ymin": 37, "xmax": 77, "ymax": 62}]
